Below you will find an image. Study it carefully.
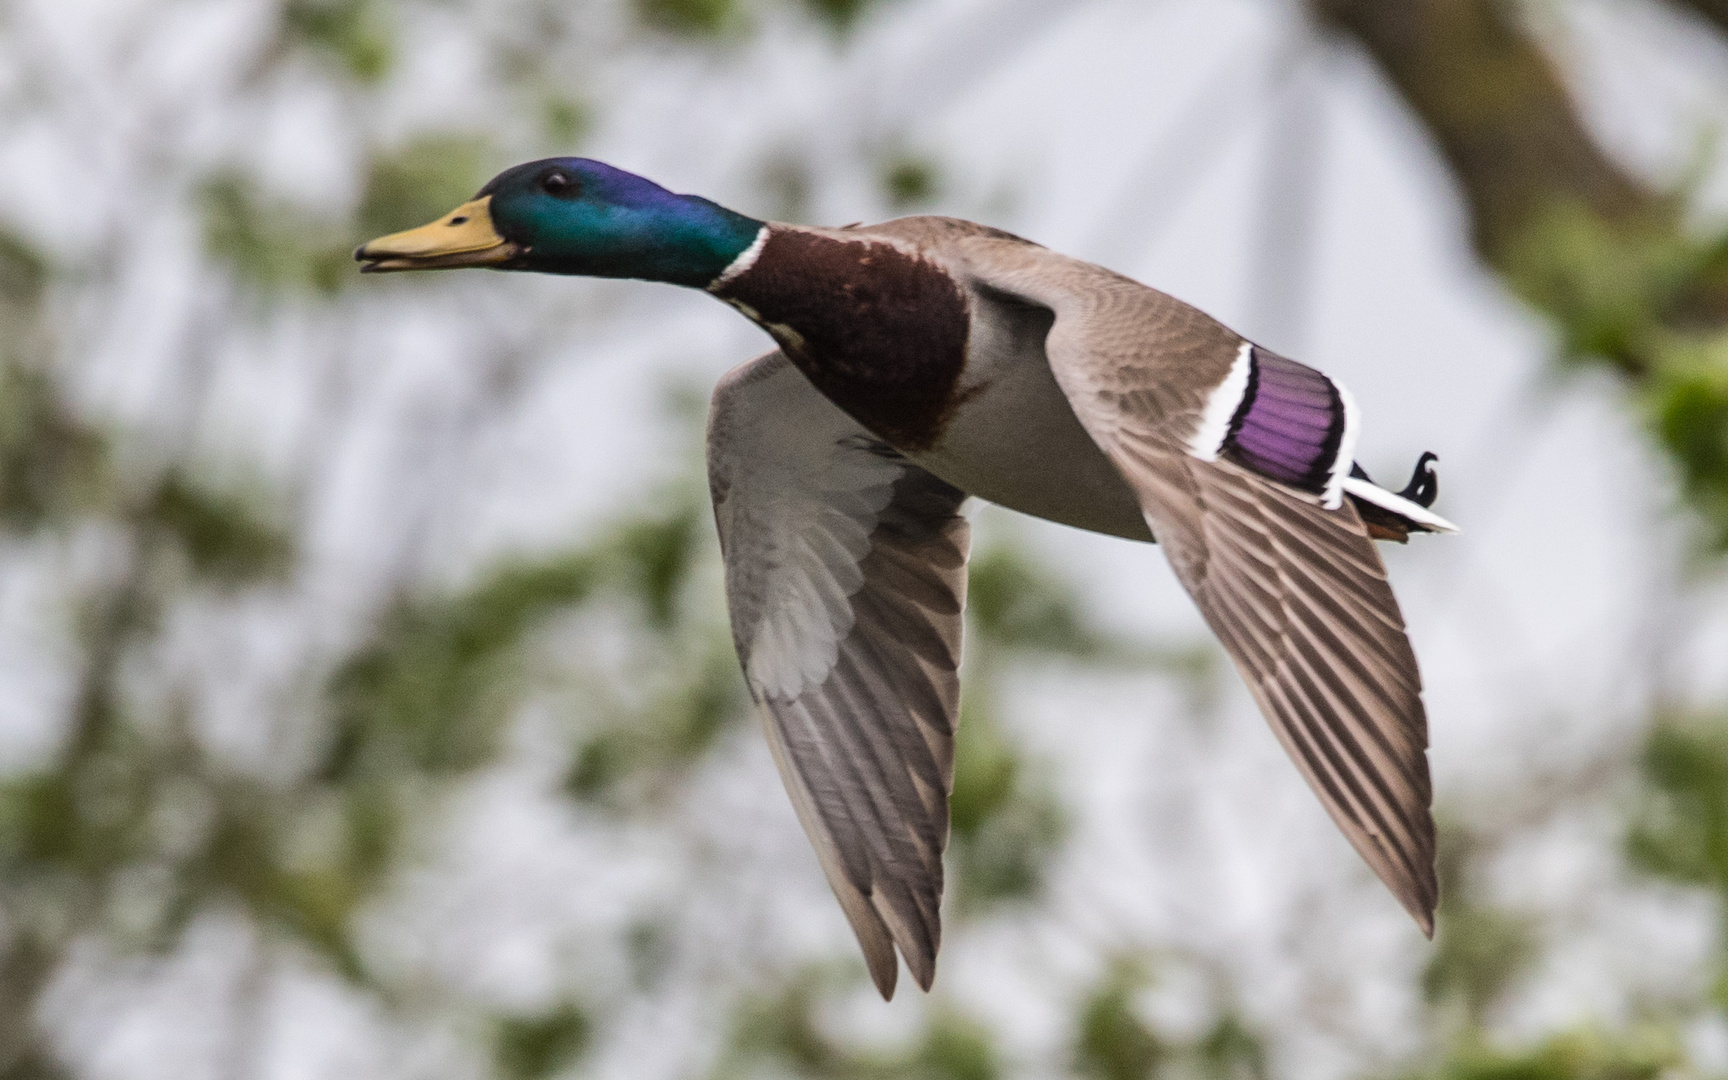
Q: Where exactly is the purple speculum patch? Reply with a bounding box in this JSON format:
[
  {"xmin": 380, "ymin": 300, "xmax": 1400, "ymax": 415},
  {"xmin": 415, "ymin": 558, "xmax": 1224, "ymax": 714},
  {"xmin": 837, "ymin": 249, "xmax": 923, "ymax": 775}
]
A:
[{"xmin": 1222, "ymin": 347, "xmax": 1347, "ymax": 494}]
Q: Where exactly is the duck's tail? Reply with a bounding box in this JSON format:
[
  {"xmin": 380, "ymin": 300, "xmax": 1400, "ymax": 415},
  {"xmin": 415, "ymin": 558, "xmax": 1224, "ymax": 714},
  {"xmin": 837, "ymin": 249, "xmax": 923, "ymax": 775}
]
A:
[{"xmin": 1345, "ymin": 452, "xmax": 1459, "ymax": 543}]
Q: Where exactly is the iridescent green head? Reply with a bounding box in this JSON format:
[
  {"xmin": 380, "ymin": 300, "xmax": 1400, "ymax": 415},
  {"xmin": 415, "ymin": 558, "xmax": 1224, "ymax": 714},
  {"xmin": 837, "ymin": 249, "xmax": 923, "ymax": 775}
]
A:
[{"xmin": 355, "ymin": 158, "xmax": 764, "ymax": 288}]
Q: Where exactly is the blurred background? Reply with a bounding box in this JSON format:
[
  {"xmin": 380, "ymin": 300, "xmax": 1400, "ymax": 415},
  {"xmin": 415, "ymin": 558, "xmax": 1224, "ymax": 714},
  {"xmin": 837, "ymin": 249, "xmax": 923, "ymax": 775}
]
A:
[{"xmin": 4, "ymin": 0, "xmax": 1728, "ymax": 1077}]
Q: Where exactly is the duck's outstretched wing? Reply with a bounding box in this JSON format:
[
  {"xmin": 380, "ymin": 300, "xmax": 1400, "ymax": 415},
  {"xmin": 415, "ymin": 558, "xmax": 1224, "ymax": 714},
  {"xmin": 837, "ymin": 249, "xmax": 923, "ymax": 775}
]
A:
[
  {"xmin": 962, "ymin": 241, "xmax": 1438, "ymax": 932},
  {"xmin": 708, "ymin": 351, "xmax": 970, "ymax": 998}
]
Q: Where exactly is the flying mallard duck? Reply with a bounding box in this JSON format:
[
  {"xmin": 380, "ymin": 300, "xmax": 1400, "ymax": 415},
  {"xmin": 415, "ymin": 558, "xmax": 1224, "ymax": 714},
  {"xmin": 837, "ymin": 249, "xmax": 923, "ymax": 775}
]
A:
[{"xmin": 357, "ymin": 158, "xmax": 1458, "ymax": 999}]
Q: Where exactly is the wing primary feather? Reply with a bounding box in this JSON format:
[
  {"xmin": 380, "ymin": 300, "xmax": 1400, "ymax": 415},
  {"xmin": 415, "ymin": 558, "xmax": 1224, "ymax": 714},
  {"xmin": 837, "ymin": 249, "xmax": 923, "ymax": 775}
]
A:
[
  {"xmin": 710, "ymin": 350, "xmax": 968, "ymax": 998},
  {"xmin": 757, "ymin": 704, "xmax": 901, "ymax": 997},
  {"xmin": 960, "ymin": 244, "xmax": 1438, "ymax": 932}
]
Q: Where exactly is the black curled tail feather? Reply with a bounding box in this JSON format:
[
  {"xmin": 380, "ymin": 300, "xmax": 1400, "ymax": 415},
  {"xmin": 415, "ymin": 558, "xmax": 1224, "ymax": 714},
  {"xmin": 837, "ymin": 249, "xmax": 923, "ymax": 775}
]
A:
[
  {"xmin": 1399, "ymin": 452, "xmax": 1439, "ymax": 508},
  {"xmin": 1347, "ymin": 452, "xmax": 1453, "ymax": 542}
]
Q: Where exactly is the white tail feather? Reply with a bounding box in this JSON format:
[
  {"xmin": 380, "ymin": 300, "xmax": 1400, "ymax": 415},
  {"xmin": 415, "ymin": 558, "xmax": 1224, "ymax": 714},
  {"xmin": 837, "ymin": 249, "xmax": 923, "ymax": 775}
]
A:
[{"xmin": 1341, "ymin": 476, "xmax": 1460, "ymax": 534}]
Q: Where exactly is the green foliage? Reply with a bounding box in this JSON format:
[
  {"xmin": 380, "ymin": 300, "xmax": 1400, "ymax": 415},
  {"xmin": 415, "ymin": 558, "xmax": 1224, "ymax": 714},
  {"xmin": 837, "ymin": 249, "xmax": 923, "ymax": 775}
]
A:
[
  {"xmin": 1404, "ymin": 1029, "xmax": 1680, "ymax": 1080},
  {"xmin": 1381, "ymin": 827, "xmax": 1696, "ymax": 1080},
  {"xmin": 566, "ymin": 641, "xmax": 744, "ymax": 804},
  {"xmin": 540, "ymin": 96, "xmax": 592, "ymax": 147},
  {"xmin": 967, "ymin": 545, "xmax": 1104, "ymax": 657},
  {"xmin": 625, "ymin": 916, "xmax": 674, "ymax": 987},
  {"xmin": 882, "ymin": 156, "xmax": 940, "ymax": 209},
  {"xmin": 0, "ymin": 230, "xmax": 48, "ymax": 311},
  {"xmin": 637, "ymin": 0, "xmax": 739, "ymax": 36},
  {"xmin": 1622, "ymin": 749, "xmax": 1728, "ymax": 1060},
  {"xmin": 1501, "ymin": 203, "xmax": 1728, "ymax": 547},
  {"xmin": 563, "ymin": 730, "xmax": 628, "ymax": 801},
  {"xmin": 641, "ymin": 0, "xmax": 882, "ymax": 35},
  {"xmin": 0, "ymin": 702, "xmax": 167, "ymax": 888},
  {"xmin": 1421, "ymin": 828, "xmax": 1539, "ymax": 1028},
  {"xmin": 0, "ymin": 1050, "xmax": 73, "ymax": 1080},
  {"xmin": 0, "ymin": 738, "xmax": 380, "ymax": 977},
  {"xmin": 324, "ymin": 492, "xmax": 730, "ymax": 806},
  {"xmin": 280, "ymin": 0, "xmax": 393, "ymax": 82},
  {"xmin": 494, "ymin": 1004, "xmax": 592, "ymax": 1080},
  {"xmin": 724, "ymin": 969, "xmax": 843, "ymax": 1077},
  {"xmin": 1627, "ymin": 716, "xmax": 1728, "ymax": 895},
  {"xmin": 1073, "ymin": 960, "xmax": 1266, "ymax": 1080},
  {"xmin": 948, "ymin": 538, "xmax": 1206, "ymax": 909},
  {"xmin": 4, "ymin": 501, "xmax": 612, "ymax": 987},
  {"xmin": 190, "ymin": 784, "xmax": 364, "ymax": 975},
  {"xmin": 721, "ymin": 968, "xmax": 998, "ymax": 1080},
  {"xmin": 141, "ymin": 471, "xmax": 294, "ymax": 585},
  {"xmin": 208, "ymin": 136, "xmax": 490, "ymax": 298},
  {"xmin": 0, "ymin": 770, "xmax": 121, "ymax": 875},
  {"xmin": 1423, "ymin": 903, "xmax": 1538, "ymax": 1027},
  {"xmin": 326, "ymin": 553, "xmax": 599, "ymax": 779},
  {"xmin": 0, "ymin": 233, "xmax": 110, "ymax": 532},
  {"xmin": 202, "ymin": 172, "xmax": 351, "ymax": 295},
  {"xmin": 607, "ymin": 501, "xmax": 704, "ymax": 632},
  {"xmin": 1075, "ymin": 962, "xmax": 1166, "ymax": 1080},
  {"xmin": 1649, "ymin": 351, "xmax": 1728, "ymax": 549},
  {"xmin": 799, "ymin": 0, "xmax": 879, "ymax": 32},
  {"xmin": 1501, "ymin": 204, "xmax": 1697, "ymax": 373},
  {"xmin": 966, "ymin": 538, "xmax": 1212, "ymax": 675},
  {"xmin": 560, "ymin": 495, "xmax": 752, "ymax": 803},
  {"xmin": 0, "ymin": 365, "xmax": 108, "ymax": 529},
  {"xmin": 909, "ymin": 1013, "xmax": 998, "ymax": 1080},
  {"xmin": 1192, "ymin": 1015, "xmax": 1266, "ymax": 1080},
  {"xmin": 947, "ymin": 698, "xmax": 1064, "ymax": 908},
  {"xmin": 358, "ymin": 135, "xmax": 492, "ymax": 239}
]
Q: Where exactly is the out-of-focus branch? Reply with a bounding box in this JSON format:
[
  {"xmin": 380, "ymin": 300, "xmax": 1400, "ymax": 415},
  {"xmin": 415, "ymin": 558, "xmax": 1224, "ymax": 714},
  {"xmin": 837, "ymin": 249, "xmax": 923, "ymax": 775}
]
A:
[
  {"xmin": 0, "ymin": 941, "xmax": 66, "ymax": 1079},
  {"xmin": 1665, "ymin": 0, "xmax": 1728, "ymax": 37},
  {"xmin": 1313, "ymin": 0, "xmax": 1728, "ymax": 545},
  {"xmin": 1312, "ymin": 0, "xmax": 1648, "ymax": 260}
]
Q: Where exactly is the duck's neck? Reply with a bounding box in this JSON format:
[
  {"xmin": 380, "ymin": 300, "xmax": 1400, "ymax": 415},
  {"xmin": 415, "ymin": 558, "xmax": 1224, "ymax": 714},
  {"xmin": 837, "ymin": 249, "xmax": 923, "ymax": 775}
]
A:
[
  {"xmin": 708, "ymin": 226, "xmax": 973, "ymax": 452},
  {"xmin": 653, "ymin": 198, "xmax": 764, "ymax": 288},
  {"xmin": 707, "ymin": 225, "xmax": 770, "ymax": 290}
]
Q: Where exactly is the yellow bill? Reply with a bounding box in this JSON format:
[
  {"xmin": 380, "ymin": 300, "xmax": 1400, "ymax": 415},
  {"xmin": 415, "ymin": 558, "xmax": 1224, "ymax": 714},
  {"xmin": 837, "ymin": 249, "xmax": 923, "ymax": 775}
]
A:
[{"xmin": 354, "ymin": 197, "xmax": 519, "ymax": 272}]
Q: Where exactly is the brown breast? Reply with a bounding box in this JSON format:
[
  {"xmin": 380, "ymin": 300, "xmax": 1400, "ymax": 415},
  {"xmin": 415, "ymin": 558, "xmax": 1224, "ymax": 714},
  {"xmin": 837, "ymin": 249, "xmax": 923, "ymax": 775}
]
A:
[{"xmin": 713, "ymin": 226, "xmax": 971, "ymax": 452}]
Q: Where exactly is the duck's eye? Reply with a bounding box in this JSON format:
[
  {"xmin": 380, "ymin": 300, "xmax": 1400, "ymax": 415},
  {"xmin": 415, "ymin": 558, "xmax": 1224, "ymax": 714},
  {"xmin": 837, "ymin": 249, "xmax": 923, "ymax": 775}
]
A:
[{"xmin": 541, "ymin": 171, "xmax": 574, "ymax": 196}]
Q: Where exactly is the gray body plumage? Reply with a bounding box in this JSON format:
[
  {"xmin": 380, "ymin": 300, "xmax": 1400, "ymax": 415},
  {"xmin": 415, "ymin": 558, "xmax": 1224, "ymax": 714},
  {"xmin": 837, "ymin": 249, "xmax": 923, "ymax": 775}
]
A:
[
  {"xmin": 707, "ymin": 217, "xmax": 1446, "ymax": 999},
  {"xmin": 863, "ymin": 219, "xmax": 1157, "ymax": 542}
]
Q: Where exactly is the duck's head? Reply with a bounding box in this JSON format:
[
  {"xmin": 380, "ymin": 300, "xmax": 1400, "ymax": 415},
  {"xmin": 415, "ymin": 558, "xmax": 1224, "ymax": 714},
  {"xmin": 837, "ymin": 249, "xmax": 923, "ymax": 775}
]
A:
[{"xmin": 354, "ymin": 158, "xmax": 764, "ymax": 288}]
